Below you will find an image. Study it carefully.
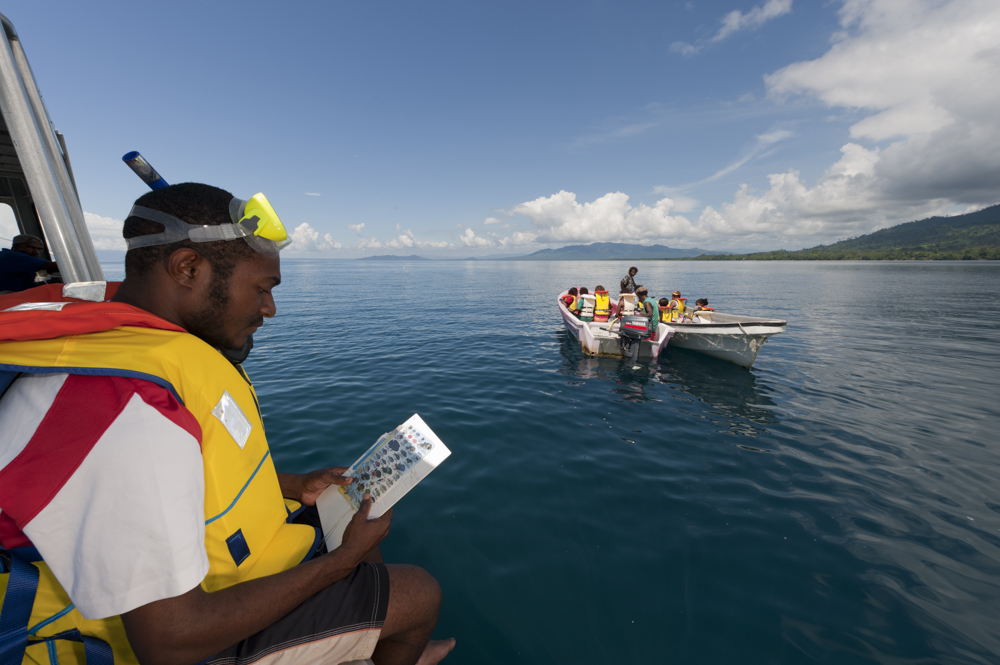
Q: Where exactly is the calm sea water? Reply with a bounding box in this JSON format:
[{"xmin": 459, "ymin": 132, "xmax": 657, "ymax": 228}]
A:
[{"xmin": 106, "ymin": 259, "xmax": 1000, "ymax": 664}]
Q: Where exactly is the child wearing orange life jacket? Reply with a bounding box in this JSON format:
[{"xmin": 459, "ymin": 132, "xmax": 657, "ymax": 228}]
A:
[
  {"xmin": 692, "ymin": 298, "xmax": 715, "ymax": 323},
  {"xmin": 593, "ymin": 286, "xmax": 611, "ymax": 322},
  {"xmin": 658, "ymin": 297, "xmax": 671, "ymax": 323}
]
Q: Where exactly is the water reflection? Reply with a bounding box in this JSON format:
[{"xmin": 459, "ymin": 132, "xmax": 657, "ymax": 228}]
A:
[{"xmin": 557, "ymin": 330, "xmax": 780, "ymax": 436}]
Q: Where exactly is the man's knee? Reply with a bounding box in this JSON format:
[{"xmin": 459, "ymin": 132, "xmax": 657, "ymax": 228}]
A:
[{"xmin": 386, "ymin": 564, "xmax": 441, "ymax": 619}]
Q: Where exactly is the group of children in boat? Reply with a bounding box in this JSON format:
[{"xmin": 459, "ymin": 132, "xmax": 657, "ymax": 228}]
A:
[{"xmin": 559, "ymin": 266, "xmax": 715, "ymax": 327}]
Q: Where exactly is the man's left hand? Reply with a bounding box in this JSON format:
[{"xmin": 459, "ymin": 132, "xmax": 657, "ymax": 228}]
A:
[{"xmin": 279, "ymin": 468, "xmax": 353, "ymax": 506}]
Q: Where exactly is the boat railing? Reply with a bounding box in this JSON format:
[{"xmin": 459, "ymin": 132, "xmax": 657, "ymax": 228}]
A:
[{"xmin": 0, "ymin": 12, "xmax": 102, "ymax": 283}]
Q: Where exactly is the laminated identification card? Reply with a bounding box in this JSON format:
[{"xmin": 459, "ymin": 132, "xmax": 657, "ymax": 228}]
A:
[{"xmin": 316, "ymin": 414, "xmax": 451, "ymax": 549}]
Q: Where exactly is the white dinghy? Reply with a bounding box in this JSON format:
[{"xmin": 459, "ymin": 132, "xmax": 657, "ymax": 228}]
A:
[
  {"xmin": 558, "ymin": 292, "xmax": 673, "ymax": 361},
  {"xmin": 665, "ymin": 311, "xmax": 786, "ymax": 368}
]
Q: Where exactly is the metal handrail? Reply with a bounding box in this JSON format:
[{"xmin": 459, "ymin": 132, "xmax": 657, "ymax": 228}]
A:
[{"xmin": 0, "ymin": 11, "xmax": 103, "ymax": 283}]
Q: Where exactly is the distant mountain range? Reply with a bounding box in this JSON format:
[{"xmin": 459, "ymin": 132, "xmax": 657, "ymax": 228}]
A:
[
  {"xmin": 693, "ymin": 204, "xmax": 1000, "ymax": 261},
  {"xmin": 358, "ymin": 254, "xmax": 429, "ymax": 261},
  {"xmin": 514, "ymin": 242, "xmax": 724, "ymax": 260}
]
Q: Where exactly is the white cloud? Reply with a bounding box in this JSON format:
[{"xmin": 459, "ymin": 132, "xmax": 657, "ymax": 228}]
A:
[
  {"xmin": 459, "ymin": 228, "xmax": 493, "ymax": 247},
  {"xmin": 763, "ymin": 0, "xmax": 1000, "ymax": 204},
  {"xmin": 698, "ymin": 128, "xmax": 794, "ymax": 184},
  {"xmin": 305, "ymin": 192, "xmax": 321, "ymax": 197},
  {"xmin": 694, "ymin": 142, "xmax": 948, "ymax": 243},
  {"xmin": 356, "ymin": 227, "xmax": 454, "ymax": 252},
  {"xmin": 288, "ymin": 222, "xmax": 341, "ymax": 251},
  {"xmin": 483, "ymin": 217, "xmax": 503, "ymax": 225},
  {"xmin": 672, "ymin": 0, "xmax": 792, "ymax": 56},
  {"xmin": 348, "ymin": 223, "xmax": 365, "ymax": 234},
  {"xmin": 84, "ymin": 212, "xmax": 127, "ymax": 251},
  {"xmin": 714, "ymin": 0, "xmax": 793, "ymax": 42},
  {"xmin": 651, "ymin": 0, "xmax": 1000, "ymax": 248},
  {"xmin": 670, "ymin": 41, "xmax": 698, "ymax": 57},
  {"xmin": 512, "ymin": 191, "xmax": 697, "ymax": 244}
]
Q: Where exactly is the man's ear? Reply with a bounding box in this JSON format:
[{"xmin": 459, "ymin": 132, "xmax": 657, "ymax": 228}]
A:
[{"xmin": 166, "ymin": 248, "xmax": 209, "ymax": 290}]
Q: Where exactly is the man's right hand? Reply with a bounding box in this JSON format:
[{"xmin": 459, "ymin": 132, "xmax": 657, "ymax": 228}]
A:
[{"xmin": 339, "ymin": 494, "xmax": 392, "ymax": 563}]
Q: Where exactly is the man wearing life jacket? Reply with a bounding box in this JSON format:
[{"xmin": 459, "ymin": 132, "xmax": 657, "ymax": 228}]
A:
[
  {"xmin": 0, "ymin": 183, "xmax": 454, "ymax": 665},
  {"xmin": 634, "ymin": 286, "xmax": 659, "ymax": 336},
  {"xmin": 592, "ymin": 286, "xmax": 610, "ymax": 322}
]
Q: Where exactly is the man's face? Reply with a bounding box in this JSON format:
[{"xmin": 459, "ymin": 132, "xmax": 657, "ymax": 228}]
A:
[
  {"xmin": 186, "ymin": 253, "xmax": 281, "ymax": 350},
  {"xmin": 13, "ymin": 242, "xmax": 43, "ymax": 258}
]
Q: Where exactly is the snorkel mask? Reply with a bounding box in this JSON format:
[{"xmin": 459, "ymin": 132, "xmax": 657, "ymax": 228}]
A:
[{"xmin": 125, "ymin": 193, "xmax": 291, "ymax": 256}]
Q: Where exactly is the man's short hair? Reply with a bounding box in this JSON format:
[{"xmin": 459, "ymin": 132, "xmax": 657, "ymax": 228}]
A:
[
  {"xmin": 123, "ymin": 183, "xmax": 257, "ymax": 280},
  {"xmin": 12, "ymin": 234, "xmax": 42, "ymax": 247}
]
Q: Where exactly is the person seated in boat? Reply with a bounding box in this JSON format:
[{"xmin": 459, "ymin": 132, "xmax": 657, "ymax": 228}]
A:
[
  {"xmin": 663, "ymin": 290, "xmax": 687, "ymax": 322},
  {"xmin": 616, "ymin": 292, "xmax": 639, "ymax": 318},
  {"xmin": 0, "ymin": 183, "xmax": 455, "ymax": 665},
  {"xmin": 593, "ymin": 286, "xmax": 611, "ymax": 322},
  {"xmin": 658, "ymin": 297, "xmax": 671, "ymax": 323},
  {"xmin": 561, "ymin": 286, "xmax": 579, "ymax": 312},
  {"xmin": 634, "ymin": 286, "xmax": 660, "ymax": 334},
  {"xmin": 0, "ymin": 233, "xmax": 59, "ymax": 294},
  {"xmin": 620, "ymin": 266, "xmax": 638, "ymax": 294},
  {"xmin": 577, "ymin": 287, "xmax": 596, "ymax": 322},
  {"xmin": 691, "ymin": 298, "xmax": 714, "ymax": 323}
]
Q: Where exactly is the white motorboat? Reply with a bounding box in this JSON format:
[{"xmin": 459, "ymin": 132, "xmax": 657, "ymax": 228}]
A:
[
  {"xmin": 663, "ymin": 312, "xmax": 786, "ymax": 367},
  {"xmin": 558, "ymin": 293, "xmax": 673, "ymax": 360}
]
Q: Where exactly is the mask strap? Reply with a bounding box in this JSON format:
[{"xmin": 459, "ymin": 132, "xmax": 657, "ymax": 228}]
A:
[{"xmin": 125, "ymin": 206, "xmax": 195, "ymax": 249}]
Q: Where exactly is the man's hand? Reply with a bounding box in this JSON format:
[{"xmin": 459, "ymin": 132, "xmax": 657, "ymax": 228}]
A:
[
  {"xmin": 278, "ymin": 468, "xmax": 353, "ymax": 506},
  {"xmin": 339, "ymin": 494, "xmax": 392, "ymax": 562}
]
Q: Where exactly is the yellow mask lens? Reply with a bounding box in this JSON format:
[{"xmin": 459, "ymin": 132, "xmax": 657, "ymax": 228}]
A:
[{"xmin": 240, "ymin": 193, "xmax": 287, "ymax": 242}]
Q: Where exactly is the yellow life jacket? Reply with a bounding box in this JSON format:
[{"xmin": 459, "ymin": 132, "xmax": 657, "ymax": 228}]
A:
[
  {"xmin": 667, "ymin": 298, "xmax": 687, "ymax": 322},
  {"xmin": 659, "ymin": 306, "xmax": 672, "ymax": 323},
  {"xmin": 593, "ymin": 292, "xmax": 610, "ymax": 321},
  {"xmin": 0, "ymin": 315, "xmax": 318, "ymax": 664}
]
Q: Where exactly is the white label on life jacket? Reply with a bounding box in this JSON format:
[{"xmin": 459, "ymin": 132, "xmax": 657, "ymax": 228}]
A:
[
  {"xmin": 3, "ymin": 302, "xmax": 70, "ymax": 312},
  {"xmin": 212, "ymin": 390, "xmax": 252, "ymax": 449}
]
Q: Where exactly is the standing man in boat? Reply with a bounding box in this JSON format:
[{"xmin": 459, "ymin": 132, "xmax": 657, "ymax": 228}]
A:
[
  {"xmin": 0, "ymin": 183, "xmax": 454, "ymax": 665},
  {"xmin": 620, "ymin": 266, "xmax": 638, "ymax": 294}
]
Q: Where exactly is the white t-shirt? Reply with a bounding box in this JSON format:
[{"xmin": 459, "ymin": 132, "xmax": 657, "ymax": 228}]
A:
[{"xmin": 0, "ymin": 372, "xmax": 209, "ymax": 619}]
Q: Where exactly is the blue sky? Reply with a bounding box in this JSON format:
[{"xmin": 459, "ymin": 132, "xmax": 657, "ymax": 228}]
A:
[{"xmin": 2, "ymin": 0, "xmax": 998, "ymax": 256}]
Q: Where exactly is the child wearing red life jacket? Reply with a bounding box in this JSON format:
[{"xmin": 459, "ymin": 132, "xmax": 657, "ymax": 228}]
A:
[
  {"xmin": 693, "ymin": 298, "xmax": 714, "ymax": 312},
  {"xmin": 560, "ymin": 287, "xmax": 579, "ymax": 312}
]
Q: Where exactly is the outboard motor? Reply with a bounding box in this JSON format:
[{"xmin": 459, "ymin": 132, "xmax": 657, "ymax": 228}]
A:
[{"xmin": 617, "ymin": 315, "xmax": 652, "ymax": 363}]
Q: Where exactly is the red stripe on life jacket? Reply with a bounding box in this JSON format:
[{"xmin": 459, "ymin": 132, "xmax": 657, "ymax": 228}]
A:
[
  {"xmin": 0, "ymin": 375, "xmax": 201, "ymax": 533},
  {"xmin": 0, "ymin": 300, "xmax": 185, "ymax": 342}
]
